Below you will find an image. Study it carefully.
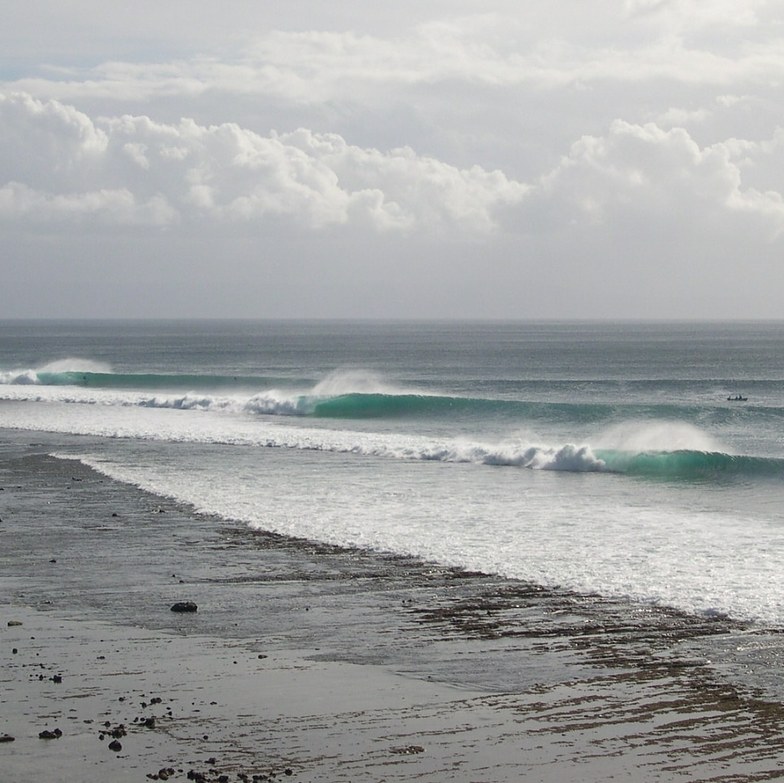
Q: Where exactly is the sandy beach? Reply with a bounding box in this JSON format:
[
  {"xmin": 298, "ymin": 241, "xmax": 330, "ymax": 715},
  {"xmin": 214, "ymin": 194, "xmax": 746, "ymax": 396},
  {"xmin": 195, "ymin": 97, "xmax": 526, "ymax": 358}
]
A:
[{"xmin": 3, "ymin": 438, "xmax": 784, "ymax": 782}]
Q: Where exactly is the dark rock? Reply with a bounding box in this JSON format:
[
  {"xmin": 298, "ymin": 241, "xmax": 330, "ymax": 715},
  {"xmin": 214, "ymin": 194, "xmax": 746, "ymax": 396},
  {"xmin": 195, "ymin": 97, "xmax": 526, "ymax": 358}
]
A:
[
  {"xmin": 11, "ymin": 648, "xmax": 17, "ymax": 655},
  {"xmin": 0, "ymin": 734, "xmax": 15, "ymax": 743},
  {"xmin": 52, "ymin": 674, "xmax": 62, "ymax": 683},
  {"xmin": 390, "ymin": 744, "xmax": 425, "ymax": 755},
  {"xmin": 38, "ymin": 729, "xmax": 61, "ymax": 740},
  {"xmin": 7, "ymin": 620, "xmax": 22, "ymax": 627},
  {"xmin": 108, "ymin": 739, "xmax": 122, "ymax": 752},
  {"xmin": 143, "ymin": 716, "xmax": 156, "ymax": 728},
  {"xmin": 171, "ymin": 601, "xmax": 198, "ymax": 613}
]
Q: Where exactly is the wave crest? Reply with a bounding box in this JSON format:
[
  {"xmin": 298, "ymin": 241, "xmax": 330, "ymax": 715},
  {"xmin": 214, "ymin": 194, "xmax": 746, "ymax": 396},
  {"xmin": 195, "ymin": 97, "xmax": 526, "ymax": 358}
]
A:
[{"xmin": 0, "ymin": 357, "xmax": 113, "ymax": 386}]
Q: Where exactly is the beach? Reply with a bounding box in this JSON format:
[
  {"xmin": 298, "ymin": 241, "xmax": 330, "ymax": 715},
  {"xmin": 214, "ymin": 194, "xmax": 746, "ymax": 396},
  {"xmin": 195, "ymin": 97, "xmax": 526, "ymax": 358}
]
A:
[{"xmin": 3, "ymin": 436, "xmax": 784, "ymax": 782}]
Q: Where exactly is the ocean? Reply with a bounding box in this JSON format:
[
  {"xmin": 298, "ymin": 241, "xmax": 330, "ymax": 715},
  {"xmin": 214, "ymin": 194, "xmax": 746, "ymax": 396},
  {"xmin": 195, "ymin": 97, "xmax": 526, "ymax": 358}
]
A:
[{"xmin": 2, "ymin": 319, "xmax": 783, "ymax": 627}]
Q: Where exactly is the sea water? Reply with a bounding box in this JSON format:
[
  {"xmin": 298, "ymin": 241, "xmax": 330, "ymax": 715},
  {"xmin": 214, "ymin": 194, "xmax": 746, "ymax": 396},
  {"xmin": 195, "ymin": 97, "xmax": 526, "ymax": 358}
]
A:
[{"xmin": 1, "ymin": 320, "xmax": 783, "ymax": 626}]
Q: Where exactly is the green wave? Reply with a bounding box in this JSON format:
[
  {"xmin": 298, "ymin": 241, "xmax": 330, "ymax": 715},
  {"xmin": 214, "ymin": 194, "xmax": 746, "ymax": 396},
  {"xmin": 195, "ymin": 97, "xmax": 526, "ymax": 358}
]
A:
[
  {"xmin": 312, "ymin": 392, "xmax": 500, "ymax": 418},
  {"xmin": 596, "ymin": 449, "xmax": 784, "ymax": 480},
  {"xmin": 309, "ymin": 392, "xmax": 612, "ymax": 421}
]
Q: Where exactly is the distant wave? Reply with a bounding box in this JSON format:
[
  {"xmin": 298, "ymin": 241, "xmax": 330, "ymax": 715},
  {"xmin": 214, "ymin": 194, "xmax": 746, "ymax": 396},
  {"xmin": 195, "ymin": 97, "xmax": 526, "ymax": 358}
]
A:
[
  {"xmin": 245, "ymin": 391, "xmax": 517, "ymax": 418},
  {"xmin": 0, "ymin": 357, "xmax": 305, "ymax": 391},
  {"xmin": 0, "ymin": 384, "xmax": 677, "ymax": 423},
  {"xmin": 2, "ymin": 364, "xmax": 781, "ymax": 426},
  {"xmin": 0, "ymin": 380, "xmax": 661, "ymax": 423},
  {"xmin": 6, "ymin": 382, "xmax": 783, "ymax": 431}
]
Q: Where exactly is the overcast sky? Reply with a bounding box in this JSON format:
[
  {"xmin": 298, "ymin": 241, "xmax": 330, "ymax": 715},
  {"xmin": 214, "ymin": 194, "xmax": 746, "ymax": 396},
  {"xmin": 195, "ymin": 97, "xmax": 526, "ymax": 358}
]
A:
[{"xmin": 2, "ymin": 0, "xmax": 784, "ymax": 319}]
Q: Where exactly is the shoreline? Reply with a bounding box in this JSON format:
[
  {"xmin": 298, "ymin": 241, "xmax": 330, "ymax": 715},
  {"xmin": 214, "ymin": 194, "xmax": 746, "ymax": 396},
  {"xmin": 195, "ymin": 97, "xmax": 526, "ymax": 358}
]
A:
[{"xmin": 3, "ymin": 441, "xmax": 784, "ymax": 780}]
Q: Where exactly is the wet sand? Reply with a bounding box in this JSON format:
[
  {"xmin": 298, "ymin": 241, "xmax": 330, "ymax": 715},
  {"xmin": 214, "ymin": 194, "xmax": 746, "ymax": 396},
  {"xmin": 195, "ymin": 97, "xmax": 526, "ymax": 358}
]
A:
[{"xmin": 2, "ymin": 442, "xmax": 784, "ymax": 781}]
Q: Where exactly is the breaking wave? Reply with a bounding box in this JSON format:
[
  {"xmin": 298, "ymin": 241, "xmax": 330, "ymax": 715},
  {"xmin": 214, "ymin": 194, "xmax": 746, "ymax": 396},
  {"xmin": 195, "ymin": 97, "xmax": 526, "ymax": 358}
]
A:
[
  {"xmin": 3, "ymin": 364, "xmax": 783, "ymax": 480},
  {"xmin": 597, "ymin": 449, "xmax": 784, "ymax": 479},
  {"xmin": 2, "ymin": 364, "xmax": 782, "ymax": 429}
]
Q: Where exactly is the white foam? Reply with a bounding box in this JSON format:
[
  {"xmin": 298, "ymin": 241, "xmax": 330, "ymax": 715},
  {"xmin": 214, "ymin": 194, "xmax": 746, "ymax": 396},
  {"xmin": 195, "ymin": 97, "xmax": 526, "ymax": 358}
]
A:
[
  {"xmin": 0, "ymin": 393, "xmax": 605, "ymax": 473},
  {"xmin": 244, "ymin": 391, "xmax": 310, "ymax": 416},
  {"xmin": 0, "ymin": 369, "xmax": 40, "ymax": 385},
  {"xmin": 61, "ymin": 442, "xmax": 784, "ymax": 629}
]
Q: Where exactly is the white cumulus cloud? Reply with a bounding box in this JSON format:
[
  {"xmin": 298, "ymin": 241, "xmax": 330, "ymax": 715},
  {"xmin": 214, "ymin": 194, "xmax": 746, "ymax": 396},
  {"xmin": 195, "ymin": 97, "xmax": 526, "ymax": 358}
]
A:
[
  {"xmin": 0, "ymin": 92, "xmax": 528, "ymax": 233},
  {"xmin": 536, "ymin": 119, "xmax": 784, "ymax": 239}
]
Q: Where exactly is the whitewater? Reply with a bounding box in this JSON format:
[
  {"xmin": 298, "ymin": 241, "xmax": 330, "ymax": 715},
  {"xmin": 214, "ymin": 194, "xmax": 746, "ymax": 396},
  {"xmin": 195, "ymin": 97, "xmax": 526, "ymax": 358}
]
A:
[{"xmin": 2, "ymin": 319, "xmax": 784, "ymax": 626}]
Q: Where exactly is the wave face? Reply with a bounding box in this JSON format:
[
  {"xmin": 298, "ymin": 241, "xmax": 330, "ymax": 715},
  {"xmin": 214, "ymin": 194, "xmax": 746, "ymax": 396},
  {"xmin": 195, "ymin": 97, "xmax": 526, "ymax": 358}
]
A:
[{"xmin": 597, "ymin": 449, "xmax": 784, "ymax": 480}]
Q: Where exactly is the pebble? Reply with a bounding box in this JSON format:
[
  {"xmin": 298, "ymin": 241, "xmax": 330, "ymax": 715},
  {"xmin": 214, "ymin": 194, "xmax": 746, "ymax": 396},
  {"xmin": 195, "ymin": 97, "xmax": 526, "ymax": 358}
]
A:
[
  {"xmin": 0, "ymin": 734, "xmax": 15, "ymax": 743},
  {"xmin": 170, "ymin": 601, "xmax": 198, "ymax": 613},
  {"xmin": 108, "ymin": 739, "xmax": 122, "ymax": 752}
]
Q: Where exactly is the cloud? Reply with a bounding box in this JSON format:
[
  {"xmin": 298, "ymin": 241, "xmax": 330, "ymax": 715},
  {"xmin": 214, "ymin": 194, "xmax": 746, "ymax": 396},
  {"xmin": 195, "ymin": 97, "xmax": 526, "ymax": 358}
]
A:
[
  {"xmin": 7, "ymin": 7, "xmax": 784, "ymax": 112},
  {"xmin": 654, "ymin": 106, "xmax": 711, "ymax": 127},
  {"xmin": 0, "ymin": 92, "xmax": 528, "ymax": 233},
  {"xmin": 535, "ymin": 119, "xmax": 784, "ymax": 239},
  {"xmin": 624, "ymin": 0, "xmax": 763, "ymax": 29},
  {"xmin": 4, "ymin": 92, "xmax": 784, "ymax": 245},
  {"xmin": 0, "ymin": 181, "xmax": 177, "ymax": 226}
]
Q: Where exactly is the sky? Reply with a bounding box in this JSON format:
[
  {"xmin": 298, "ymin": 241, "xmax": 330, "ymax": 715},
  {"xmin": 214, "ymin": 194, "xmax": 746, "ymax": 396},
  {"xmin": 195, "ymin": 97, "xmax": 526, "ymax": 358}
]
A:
[{"xmin": 2, "ymin": 0, "xmax": 784, "ymax": 319}]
